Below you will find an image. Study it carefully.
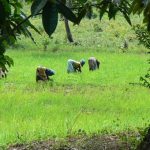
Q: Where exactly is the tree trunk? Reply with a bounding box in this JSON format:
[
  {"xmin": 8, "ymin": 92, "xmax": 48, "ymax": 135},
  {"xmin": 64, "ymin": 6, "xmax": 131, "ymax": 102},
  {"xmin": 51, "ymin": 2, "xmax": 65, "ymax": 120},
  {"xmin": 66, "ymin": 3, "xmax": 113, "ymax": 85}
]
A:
[
  {"xmin": 64, "ymin": 18, "xmax": 74, "ymax": 42},
  {"xmin": 64, "ymin": 0, "xmax": 74, "ymax": 43}
]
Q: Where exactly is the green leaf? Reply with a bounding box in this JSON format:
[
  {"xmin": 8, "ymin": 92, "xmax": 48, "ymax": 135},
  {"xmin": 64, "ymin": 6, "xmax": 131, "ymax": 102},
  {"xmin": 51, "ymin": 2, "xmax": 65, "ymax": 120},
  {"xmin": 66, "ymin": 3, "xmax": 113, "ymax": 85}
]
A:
[
  {"xmin": 122, "ymin": 10, "xmax": 132, "ymax": 26},
  {"xmin": 77, "ymin": 7, "xmax": 87, "ymax": 24},
  {"xmin": 0, "ymin": 39, "xmax": 6, "ymax": 55},
  {"xmin": 56, "ymin": 1, "xmax": 78, "ymax": 24},
  {"xmin": 42, "ymin": 2, "xmax": 58, "ymax": 36},
  {"xmin": 99, "ymin": 1, "xmax": 109, "ymax": 20},
  {"xmin": 0, "ymin": 1, "xmax": 11, "ymax": 23},
  {"xmin": 0, "ymin": 2, "xmax": 5, "ymax": 23},
  {"xmin": 10, "ymin": 2, "xmax": 22, "ymax": 15},
  {"xmin": 20, "ymin": 24, "xmax": 37, "ymax": 44},
  {"xmin": 21, "ymin": 12, "xmax": 41, "ymax": 35},
  {"xmin": 108, "ymin": 3, "xmax": 118, "ymax": 20},
  {"xmin": 118, "ymin": 1, "xmax": 132, "ymax": 26},
  {"xmin": 1, "ymin": 1, "xmax": 11, "ymax": 16},
  {"xmin": 76, "ymin": 0, "xmax": 87, "ymax": 4},
  {"xmin": 31, "ymin": 0, "xmax": 48, "ymax": 16},
  {"xmin": 147, "ymin": 20, "xmax": 150, "ymax": 31},
  {"xmin": 0, "ymin": 54, "xmax": 13, "ymax": 72},
  {"xmin": 130, "ymin": 0, "xmax": 145, "ymax": 14},
  {"xmin": 4, "ymin": 55, "xmax": 14, "ymax": 67}
]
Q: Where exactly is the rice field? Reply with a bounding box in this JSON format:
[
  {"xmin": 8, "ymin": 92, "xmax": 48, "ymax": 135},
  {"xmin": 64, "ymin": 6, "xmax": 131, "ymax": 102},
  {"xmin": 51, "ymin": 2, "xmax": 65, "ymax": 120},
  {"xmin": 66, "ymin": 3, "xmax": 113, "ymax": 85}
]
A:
[{"xmin": 0, "ymin": 16, "xmax": 150, "ymax": 148}]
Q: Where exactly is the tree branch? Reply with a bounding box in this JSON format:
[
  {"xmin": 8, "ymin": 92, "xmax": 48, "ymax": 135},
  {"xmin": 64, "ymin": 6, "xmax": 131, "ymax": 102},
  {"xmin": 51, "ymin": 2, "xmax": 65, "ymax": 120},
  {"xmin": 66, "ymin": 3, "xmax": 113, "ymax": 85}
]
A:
[{"xmin": 12, "ymin": 13, "xmax": 42, "ymax": 33}]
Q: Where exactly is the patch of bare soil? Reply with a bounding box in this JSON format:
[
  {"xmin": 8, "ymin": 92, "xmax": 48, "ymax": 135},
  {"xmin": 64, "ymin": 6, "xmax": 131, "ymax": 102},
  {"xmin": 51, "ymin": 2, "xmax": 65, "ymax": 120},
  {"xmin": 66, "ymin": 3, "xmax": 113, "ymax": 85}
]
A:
[{"xmin": 8, "ymin": 134, "xmax": 134, "ymax": 150}]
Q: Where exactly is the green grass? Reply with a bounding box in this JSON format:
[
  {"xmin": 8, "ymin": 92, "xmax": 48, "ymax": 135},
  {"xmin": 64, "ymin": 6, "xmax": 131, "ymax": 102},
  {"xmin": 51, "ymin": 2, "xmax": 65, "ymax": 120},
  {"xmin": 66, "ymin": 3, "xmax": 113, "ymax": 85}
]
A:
[
  {"xmin": 0, "ymin": 13, "xmax": 150, "ymax": 147},
  {"xmin": 0, "ymin": 49, "xmax": 150, "ymax": 147}
]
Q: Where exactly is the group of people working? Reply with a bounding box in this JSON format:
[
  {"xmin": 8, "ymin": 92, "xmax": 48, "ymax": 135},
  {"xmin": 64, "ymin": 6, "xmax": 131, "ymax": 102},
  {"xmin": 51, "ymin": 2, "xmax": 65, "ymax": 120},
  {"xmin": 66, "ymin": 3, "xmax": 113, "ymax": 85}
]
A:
[
  {"xmin": 36, "ymin": 57, "xmax": 100, "ymax": 82},
  {"xmin": 0, "ymin": 57, "xmax": 100, "ymax": 81}
]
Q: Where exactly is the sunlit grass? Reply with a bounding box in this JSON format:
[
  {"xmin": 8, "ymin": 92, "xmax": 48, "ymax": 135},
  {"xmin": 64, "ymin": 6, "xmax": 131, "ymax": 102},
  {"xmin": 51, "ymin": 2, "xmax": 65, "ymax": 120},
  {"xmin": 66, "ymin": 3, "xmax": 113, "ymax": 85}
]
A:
[
  {"xmin": 0, "ymin": 49, "xmax": 150, "ymax": 147},
  {"xmin": 0, "ymin": 12, "xmax": 150, "ymax": 147}
]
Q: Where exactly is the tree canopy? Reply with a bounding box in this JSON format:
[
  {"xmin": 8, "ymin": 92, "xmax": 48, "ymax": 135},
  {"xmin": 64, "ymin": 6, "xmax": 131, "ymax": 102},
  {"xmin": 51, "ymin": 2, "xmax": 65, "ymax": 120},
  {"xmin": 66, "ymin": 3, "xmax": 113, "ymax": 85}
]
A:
[{"xmin": 0, "ymin": 0, "xmax": 150, "ymax": 72}]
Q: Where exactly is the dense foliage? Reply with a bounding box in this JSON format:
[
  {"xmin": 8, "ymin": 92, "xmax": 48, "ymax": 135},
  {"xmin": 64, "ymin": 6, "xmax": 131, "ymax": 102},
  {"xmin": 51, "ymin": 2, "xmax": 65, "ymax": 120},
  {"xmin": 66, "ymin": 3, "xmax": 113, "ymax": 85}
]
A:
[{"xmin": 0, "ymin": 0, "xmax": 39, "ymax": 71}]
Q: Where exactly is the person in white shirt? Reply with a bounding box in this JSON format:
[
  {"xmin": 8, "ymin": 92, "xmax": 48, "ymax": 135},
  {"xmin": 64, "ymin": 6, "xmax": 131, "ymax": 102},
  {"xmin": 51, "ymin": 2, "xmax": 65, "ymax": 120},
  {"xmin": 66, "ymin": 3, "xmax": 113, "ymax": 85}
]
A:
[{"xmin": 67, "ymin": 59, "xmax": 85, "ymax": 73}]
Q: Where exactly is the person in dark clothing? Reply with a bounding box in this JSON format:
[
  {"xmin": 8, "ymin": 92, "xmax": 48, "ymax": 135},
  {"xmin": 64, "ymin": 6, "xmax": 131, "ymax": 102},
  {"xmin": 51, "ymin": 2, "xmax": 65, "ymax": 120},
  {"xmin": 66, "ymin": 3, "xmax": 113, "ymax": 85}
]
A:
[
  {"xmin": 36, "ymin": 66, "xmax": 55, "ymax": 82},
  {"xmin": 88, "ymin": 57, "xmax": 100, "ymax": 71}
]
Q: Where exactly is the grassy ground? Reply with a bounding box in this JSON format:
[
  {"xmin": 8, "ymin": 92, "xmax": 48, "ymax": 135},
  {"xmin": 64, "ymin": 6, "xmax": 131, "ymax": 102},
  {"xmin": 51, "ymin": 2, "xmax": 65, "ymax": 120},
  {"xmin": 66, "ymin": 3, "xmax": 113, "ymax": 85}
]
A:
[
  {"xmin": 0, "ymin": 15, "xmax": 150, "ymax": 148},
  {"xmin": 0, "ymin": 49, "xmax": 150, "ymax": 147}
]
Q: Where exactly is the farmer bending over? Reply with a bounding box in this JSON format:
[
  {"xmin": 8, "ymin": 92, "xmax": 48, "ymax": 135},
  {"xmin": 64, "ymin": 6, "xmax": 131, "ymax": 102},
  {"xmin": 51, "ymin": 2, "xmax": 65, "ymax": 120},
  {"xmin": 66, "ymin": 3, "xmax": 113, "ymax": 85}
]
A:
[
  {"xmin": 36, "ymin": 66, "xmax": 55, "ymax": 82},
  {"xmin": 67, "ymin": 59, "xmax": 85, "ymax": 73},
  {"xmin": 88, "ymin": 57, "xmax": 100, "ymax": 71}
]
